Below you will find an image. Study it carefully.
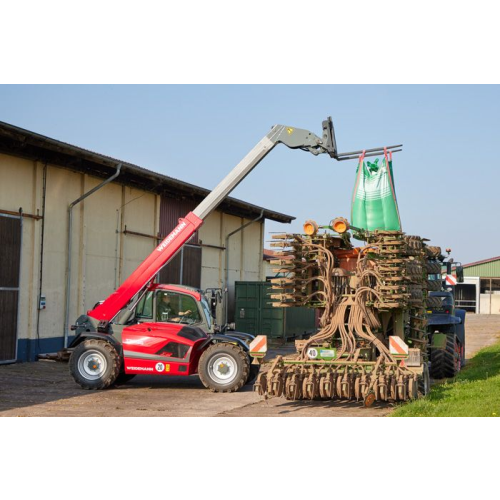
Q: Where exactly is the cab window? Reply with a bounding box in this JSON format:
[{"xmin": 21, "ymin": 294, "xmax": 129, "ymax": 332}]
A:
[
  {"xmin": 156, "ymin": 291, "xmax": 201, "ymax": 324},
  {"xmin": 136, "ymin": 291, "xmax": 153, "ymax": 319},
  {"xmin": 200, "ymin": 296, "xmax": 213, "ymax": 330}
]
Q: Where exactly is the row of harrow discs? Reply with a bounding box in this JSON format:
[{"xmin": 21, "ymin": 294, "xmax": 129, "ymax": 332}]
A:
[{"xmin": 255, "ymin": 359, "xmax": 420, "ymax": 405}]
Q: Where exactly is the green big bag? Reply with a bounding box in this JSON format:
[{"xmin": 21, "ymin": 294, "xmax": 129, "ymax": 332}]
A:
[{"xmin": 351, "ymin": 149, "xmax": 401, "ymax": 232}]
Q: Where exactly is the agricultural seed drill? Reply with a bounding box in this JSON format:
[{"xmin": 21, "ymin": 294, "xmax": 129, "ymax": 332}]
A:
[{"xmin": 254, "ymin": 219, "xmax": 445, "ymax": 406}]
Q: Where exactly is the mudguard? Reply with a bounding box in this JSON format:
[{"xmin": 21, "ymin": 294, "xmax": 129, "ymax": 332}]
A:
[
  {"xmin": 68, "ymin": 331, "xmax": 123, "ymax": 355},
  {"xmin": 200, "ymin": 334, "xmax": 250, "ymax": 353},
  {"xmin": 427, "ymin": 313, "xmax": 461, "ymax": 326},
  {"xmin": 454, "ymin": 308, "xmax": 466, "ymax": 347},
  {"xmin": 221, "ymin": 330, "xmax": 255, "ymax": 344}
]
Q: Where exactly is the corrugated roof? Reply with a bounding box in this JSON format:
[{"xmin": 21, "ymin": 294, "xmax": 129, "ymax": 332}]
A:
[
  {"xmin": 0, "ymin": 120, "xmax": 294, "ymax": 224},
  {"xmin": 463, "ymin": 256, "xmax": 500, "ymax": 268}
]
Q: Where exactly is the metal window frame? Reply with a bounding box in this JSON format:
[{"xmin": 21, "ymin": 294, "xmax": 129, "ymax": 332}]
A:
[{"xmin": 0, "ymin": 212, "xmax": 23, "ymax": 364}]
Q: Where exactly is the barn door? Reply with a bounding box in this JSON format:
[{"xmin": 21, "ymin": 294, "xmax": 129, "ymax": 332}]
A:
[
  {"xmin": 159, "ymin": 196, "xmax": 202, "ymax": 288},
  {"xmin": 0, "ymin": 213, "xmax": 22, "ymax": 363}
]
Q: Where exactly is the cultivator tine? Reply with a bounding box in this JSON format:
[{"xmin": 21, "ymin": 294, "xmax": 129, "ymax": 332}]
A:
[
  {"xmin": 389, "ymin": 375, "xmax": 397, "ymax": 401},
  {"xmin": 396, "ymin": 374, "xmax": 407, "ymax": 401},
  {"xmin": 359, "ymin": 373, "xmax": 369, "ymax": 400},
  {"xmin": 303, "ymin": 372, "xmax": 319, "ymax": 400},
  {"xmin": 271, "ymin": 233, "xmax": 294, "ymax": 240},
  {"xmin": 269, "ymin": 372, "xmax": 285, "ymax": 397},
  {"xmin": 285, "ymin": 373, "xmax": 303, "ymax": 400},
  {"xmin": 254, "ymin": 372, "xmax": 268, "ymax": 396},
  {"xmin": 377, "ymin": 374, "xmax": 388, "ymax": 401},
  {"xmin": 354, "ymin": 373, "xmax": 361, "ymax": 400},
  {"xmin": 336, "ymin": 374, "xmax": 343, "ymax": 398},
  {"xmin": 319, "ymin": 372, "xmax": 335, "ymax": 399}
]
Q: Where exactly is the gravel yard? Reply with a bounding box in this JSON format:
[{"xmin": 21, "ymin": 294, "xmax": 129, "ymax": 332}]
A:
[{"xmin": 1, "ymin": 314, "xmax": 499, "ymax": 417}]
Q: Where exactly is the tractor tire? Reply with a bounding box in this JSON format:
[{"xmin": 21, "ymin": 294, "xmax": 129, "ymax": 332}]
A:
[
  {"xmin": 198, "ymin": 343, "xmax": 250, "ymax": 393},
  {"xmin": 426, "ymin": 261, "xmax": 441, "ymax": 274},
  {"xmin": 405, "ymin": 238, "xmax": 422, "ymax": 255},
  {"xmin": 426, "ymin": 296, "xmax": 442, "ymax": 309},
  {"xmin": 69, "ymin": 339, "xmax": 121, "ymax": 390},
  {"xmin": 426, "ymin": 280, "xmax": 442, "ymax": 292},
  {"xmin": 430, "ymin": 334, "xmax": 460, "ymax": 379},
  {"xmin": 426, "ymin": 246, "xmax": 442, "ymax": 259}
]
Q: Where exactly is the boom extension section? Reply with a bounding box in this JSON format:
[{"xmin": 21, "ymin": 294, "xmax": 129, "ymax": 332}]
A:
[{"xmin": 89, "ymin": 118, "xmax": 402, "ymax": 324}]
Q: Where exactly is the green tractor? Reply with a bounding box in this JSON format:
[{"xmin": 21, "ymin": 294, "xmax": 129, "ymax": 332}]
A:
[{"xmin": 426, "ymin": 252, "xmax": 466, "ymax": 379}]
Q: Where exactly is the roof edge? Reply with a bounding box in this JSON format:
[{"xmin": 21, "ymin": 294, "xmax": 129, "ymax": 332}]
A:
[
  {"xmin": 0, "ymin": 120, "xmax": 295, "ymax": 224},
  {"xmin": 463, "ymin": 256, "xmax": 500, "ymax": 268}
]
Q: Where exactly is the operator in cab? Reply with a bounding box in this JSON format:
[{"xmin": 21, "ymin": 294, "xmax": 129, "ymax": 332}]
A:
[{"xmin": 157, "ymin": 292, "xmax": 193, "ymax": 322}]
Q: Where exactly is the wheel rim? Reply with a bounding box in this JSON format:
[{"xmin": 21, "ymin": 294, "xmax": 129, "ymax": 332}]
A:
[
  {"xmin": 78, "ymin": 350, "xmax": 107, "ymax": 381},
  {"xmin": 208, "ymin": 355, "xmax": 238, "ymax": 385}
]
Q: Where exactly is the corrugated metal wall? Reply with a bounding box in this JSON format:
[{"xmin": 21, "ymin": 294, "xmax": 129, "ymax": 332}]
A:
[
  {"xmin": 463, "ymin": 259, "xmax": 500, "ymax": 278},
  {"xmin": 0, "ymin": 151, "xmax": 267, "ymax": 359},
  {"xmin": 1, "ymin": 153, "xmax": 161, "ymax": 361}
]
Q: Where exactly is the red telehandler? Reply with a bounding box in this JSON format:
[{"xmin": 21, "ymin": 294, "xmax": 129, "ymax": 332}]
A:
[{"xmin": 67, "ymin": 118, "xmax": 401, "ymax": 392}]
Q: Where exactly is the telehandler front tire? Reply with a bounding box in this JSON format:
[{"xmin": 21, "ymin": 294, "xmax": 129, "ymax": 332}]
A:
[
  {"xmin": 69, "ymin": 339, "xmax": 121, "ymax": 390},
  {"xmin": 198, "ymin": 343, "xmax": 250, "ymax": 393}
]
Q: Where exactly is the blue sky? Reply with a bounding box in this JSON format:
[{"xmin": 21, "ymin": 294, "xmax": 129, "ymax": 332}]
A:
[{"xmin": 1, "ymin": 85, "xmax": 498, "ymax": 264}]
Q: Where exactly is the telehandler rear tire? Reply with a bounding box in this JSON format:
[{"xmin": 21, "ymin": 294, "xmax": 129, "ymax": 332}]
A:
[
  {"xmin": 198, "ymin": 343, "xmax": 250, "ymax": 393},
  {"xmin": 69, "ymin": 339, "xmax": 121, "ymax": 390}
]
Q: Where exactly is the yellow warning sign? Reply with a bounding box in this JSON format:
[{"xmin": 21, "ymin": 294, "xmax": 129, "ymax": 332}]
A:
[
  {"xmin": 165, "ymin": 364, "xmax": 170, "ymax": 372},
  {"xmin": 287, "ymin": 127, "xmax": 294, "ymax": 135}
]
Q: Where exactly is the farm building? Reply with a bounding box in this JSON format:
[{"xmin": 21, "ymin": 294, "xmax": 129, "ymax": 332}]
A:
[
  {"xmin": 0, "ymin": 121, "xmax": 293, "ymax": 363},
  {"xmin": 458, "ymin": 256, "xmax": 500, "ymax": 314}
]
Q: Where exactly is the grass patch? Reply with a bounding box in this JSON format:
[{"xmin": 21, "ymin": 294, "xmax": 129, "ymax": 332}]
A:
[{"xmin": 392, "ymin": 341, "xmax": 500, "ymax": 417}]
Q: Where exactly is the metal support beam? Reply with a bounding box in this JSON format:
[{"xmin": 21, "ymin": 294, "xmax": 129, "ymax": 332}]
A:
[
  {"xmin": 224, "ymin": 210, "xmax": 264, "ymax": 325},
  {"xmin": 63, "ymin": 164, "xmax": 121, "ymax": 347}
]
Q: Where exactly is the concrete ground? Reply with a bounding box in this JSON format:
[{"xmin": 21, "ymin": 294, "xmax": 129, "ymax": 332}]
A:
[{"xmin": 1, "ymin": 314, "xmax": 499, "ymax": 417}]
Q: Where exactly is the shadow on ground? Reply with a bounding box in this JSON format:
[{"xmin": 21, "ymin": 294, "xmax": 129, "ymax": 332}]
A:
[
  {"xmin": 270, "ymin": 399, "xmax": 391, "ymax": 415},
  {"xmin": 0, "ymin": 360, "xmax": 254, "ymax": 414}
]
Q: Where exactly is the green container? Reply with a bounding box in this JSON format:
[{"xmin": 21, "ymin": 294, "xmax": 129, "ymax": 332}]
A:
[{"xmin": 235, "ymin": 281, "xmax": 316, "ymax": 339}]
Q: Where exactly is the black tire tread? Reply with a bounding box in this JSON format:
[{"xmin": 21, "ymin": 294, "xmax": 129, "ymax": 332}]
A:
[
  {"xmin": 426, "ymin": 296, "xmax": 442, "ymax": 308},
  {"xmin": 198, "ymin": 343, "xmax": 250, "ymax": 393},
  {"xmin": 69, "ymin": 339, "xmax": 121, "ymax": 390},
  {"xmin": 430, "ymin": 334, "xmax": 458, "ymax": 379}
]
